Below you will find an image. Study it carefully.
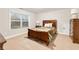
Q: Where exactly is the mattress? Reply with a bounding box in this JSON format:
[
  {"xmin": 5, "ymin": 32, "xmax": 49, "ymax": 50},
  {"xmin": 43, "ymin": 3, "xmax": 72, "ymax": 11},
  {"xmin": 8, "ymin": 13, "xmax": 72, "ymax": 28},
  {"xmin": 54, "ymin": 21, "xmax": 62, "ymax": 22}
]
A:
[{"xmin": 30, "ymin": 27, "xmax": 55, "ymax": 32}]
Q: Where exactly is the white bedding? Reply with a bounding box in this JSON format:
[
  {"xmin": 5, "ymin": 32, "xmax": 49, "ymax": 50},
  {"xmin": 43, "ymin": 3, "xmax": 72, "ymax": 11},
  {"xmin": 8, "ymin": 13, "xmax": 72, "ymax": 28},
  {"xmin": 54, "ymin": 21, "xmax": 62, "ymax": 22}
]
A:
[{"xmin": 30, "ymin": 27, "xmax": 55, "ymax": 32}]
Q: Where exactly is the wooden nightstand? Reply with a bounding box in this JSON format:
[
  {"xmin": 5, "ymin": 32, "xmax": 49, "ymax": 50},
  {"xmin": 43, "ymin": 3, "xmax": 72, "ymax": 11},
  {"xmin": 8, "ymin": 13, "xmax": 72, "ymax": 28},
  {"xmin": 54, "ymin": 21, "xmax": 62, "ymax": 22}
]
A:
[{"xmin": 35, "ymin": 26, "xmax": 41, "ymax": 28}]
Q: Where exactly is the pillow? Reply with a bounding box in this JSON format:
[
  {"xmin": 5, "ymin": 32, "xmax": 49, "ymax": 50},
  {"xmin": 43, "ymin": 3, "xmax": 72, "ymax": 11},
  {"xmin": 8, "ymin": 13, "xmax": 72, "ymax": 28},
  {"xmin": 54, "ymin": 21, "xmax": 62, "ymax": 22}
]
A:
[{"xmin": 44, "ymin": 23, "xmax": 52, "ymax": 28}]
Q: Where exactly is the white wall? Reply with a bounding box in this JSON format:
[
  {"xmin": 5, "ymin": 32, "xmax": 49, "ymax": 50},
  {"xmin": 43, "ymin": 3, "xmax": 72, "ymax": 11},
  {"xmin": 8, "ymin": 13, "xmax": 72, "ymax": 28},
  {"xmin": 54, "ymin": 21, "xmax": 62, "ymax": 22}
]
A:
[
  {"xmin": 37, "ymin": 9, "xmax": 71, "ymax": 35},
  {"xmin": 0, "ymin": 8, "xmax": 72, "ymax": 39},
  {"xmin": 0, "ymin": 8, "xmax": 36, "ymax": 39}
]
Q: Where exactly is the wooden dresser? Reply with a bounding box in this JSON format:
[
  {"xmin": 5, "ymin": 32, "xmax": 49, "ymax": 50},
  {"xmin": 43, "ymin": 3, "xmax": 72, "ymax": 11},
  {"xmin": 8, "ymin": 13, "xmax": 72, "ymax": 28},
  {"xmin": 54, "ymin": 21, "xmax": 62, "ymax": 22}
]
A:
[{"xmin": 70, "ymin": 19, "xmax": 79, "ymax": 43}]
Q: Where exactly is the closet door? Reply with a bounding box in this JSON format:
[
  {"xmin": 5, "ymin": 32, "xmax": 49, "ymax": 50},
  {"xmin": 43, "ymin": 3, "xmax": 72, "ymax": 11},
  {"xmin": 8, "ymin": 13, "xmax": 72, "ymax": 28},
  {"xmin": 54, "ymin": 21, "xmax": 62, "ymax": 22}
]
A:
[{"xmin": 70, "ymin": 19, "xmax": 73, "ymax": 38}]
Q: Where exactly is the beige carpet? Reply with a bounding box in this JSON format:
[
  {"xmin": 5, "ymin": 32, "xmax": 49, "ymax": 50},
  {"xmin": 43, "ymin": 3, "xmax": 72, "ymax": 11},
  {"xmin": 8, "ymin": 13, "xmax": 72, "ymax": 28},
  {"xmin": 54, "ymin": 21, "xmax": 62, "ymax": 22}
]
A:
[
  {"xmin": 54, "ymin": 34, "xmax": 79, "ymax": 50},
  {"xmin": 3, "ymin": 34, "xmax": 79, "ymax": 50},
  {"xmin": 4, "ymin": 34, "xmax": 50, "ymax": 50}
]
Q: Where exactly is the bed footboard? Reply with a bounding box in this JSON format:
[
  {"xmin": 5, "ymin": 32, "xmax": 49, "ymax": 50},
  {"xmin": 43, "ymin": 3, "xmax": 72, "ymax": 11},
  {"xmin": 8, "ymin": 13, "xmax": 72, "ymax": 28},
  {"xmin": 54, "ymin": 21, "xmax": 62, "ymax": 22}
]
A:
[{"xmin": 28, "ymin": 29, "xmax": 49, "ymax": 45}]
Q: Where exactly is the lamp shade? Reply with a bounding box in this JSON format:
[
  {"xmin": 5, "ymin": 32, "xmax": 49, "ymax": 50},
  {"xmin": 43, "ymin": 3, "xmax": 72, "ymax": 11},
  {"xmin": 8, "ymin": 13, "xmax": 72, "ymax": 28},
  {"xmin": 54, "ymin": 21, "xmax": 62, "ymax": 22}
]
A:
[
  {"xmin": 36, "ymin": 21, "xmax": 40, "ymax": 26},
  {"xmin": 36, "ymin": 21, "xmax": 40, "ymax": 23},
  {"xmin": 71, "ymin": 9, "xmax": 78, "ymax": 14}
]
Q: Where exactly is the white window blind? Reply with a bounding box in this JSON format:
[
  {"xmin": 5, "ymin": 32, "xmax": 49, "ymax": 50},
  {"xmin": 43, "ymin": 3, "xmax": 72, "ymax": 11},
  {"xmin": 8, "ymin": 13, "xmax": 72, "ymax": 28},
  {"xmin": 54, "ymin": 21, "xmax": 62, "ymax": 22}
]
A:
[{"xmin": 11, "ymin": 12, "xmax": 28, "ymax": 29}]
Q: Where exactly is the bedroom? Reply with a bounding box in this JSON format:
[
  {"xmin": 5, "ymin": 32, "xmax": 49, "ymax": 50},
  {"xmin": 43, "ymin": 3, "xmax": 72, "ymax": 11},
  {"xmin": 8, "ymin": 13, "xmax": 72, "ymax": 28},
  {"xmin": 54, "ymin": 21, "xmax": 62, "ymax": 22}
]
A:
[{"xmin": 0, "ymin": 8, "xmax": 79, "ymax": 50}]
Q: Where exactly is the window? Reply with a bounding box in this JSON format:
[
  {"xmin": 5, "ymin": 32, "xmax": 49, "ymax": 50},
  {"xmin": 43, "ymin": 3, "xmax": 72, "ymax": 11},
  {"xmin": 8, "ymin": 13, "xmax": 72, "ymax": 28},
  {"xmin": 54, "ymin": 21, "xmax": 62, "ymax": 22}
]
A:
[
  {"xmin": 11, "ymin": 12, "xmax": 28, "ymax": 29},
  {"xmin": 21, "ymin": 15, "xmax": 28, "ymax": 27}
]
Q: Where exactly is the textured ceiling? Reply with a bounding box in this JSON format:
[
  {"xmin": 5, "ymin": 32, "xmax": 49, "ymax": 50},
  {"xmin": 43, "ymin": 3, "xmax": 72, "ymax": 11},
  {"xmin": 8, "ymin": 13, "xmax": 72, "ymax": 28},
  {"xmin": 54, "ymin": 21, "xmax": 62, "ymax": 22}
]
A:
[{"xmin": 21, "ymin": 8, "xmax": 69, "ymax": 13}]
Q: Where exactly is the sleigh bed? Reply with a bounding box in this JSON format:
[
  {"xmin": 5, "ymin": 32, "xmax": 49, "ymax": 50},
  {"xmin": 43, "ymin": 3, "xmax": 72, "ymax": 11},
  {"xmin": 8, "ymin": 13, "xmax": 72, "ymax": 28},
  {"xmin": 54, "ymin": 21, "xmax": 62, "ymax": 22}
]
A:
[{"xmin": 28, "ymin": 20, "xmax": 57, "ymax": 45}]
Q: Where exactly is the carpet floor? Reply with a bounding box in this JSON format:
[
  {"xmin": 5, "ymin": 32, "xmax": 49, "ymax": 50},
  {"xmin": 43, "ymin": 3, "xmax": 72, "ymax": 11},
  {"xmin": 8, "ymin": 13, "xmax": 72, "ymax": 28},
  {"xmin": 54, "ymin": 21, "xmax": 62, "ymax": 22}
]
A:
[{"xmin": 3, "ymin": 33, "xmax": 79, "ymax": 50}]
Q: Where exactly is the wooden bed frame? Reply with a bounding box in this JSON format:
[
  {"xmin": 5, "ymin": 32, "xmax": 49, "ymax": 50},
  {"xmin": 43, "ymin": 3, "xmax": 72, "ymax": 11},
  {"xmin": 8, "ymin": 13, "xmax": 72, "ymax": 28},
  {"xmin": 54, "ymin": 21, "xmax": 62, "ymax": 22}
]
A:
[{"xmin": 28, "ymin": 20, "xmax": 57, "ymax": 45}]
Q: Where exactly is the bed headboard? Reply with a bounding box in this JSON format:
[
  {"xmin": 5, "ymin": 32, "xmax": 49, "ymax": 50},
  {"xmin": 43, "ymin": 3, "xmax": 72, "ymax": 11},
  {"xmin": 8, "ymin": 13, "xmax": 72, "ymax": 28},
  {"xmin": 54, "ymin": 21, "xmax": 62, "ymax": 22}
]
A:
[{"xmin": 43, "ymin": 20, "xmax": 57, "ymax": 29}]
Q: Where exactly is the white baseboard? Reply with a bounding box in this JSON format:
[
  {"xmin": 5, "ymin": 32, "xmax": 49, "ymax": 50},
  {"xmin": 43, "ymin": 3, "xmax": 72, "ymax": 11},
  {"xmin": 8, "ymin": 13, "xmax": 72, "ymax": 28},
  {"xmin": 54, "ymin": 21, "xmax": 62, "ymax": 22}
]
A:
[
  {"xmin": 5, "ymin": 31, "xmax": 69, "ymax": 39},
  {"xmin": 5, "ymin": 32, "xmax": 27, "ymax": 39},
  {"xmin": 58, "ymin": 32, "xmax": 69, "ymax": 36}
]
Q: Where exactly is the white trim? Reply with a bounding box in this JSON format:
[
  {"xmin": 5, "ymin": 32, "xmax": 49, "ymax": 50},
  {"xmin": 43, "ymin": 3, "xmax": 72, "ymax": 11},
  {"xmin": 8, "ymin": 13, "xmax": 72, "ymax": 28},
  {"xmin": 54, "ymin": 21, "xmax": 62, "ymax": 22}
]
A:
[
  {"xmin": 5, "ymin": 31, "xmax": 69, "ymax": 40},
  {"xmin": 5, "ymin": 32, "xmax": 27, "ymax": 39},
  {"xmin": 58, "ymin": 32, "xmax": 69, "ymax": 36},
  {"xmin": 9, "ymin": 9, "xmax": 29, "ymax": 30}
]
